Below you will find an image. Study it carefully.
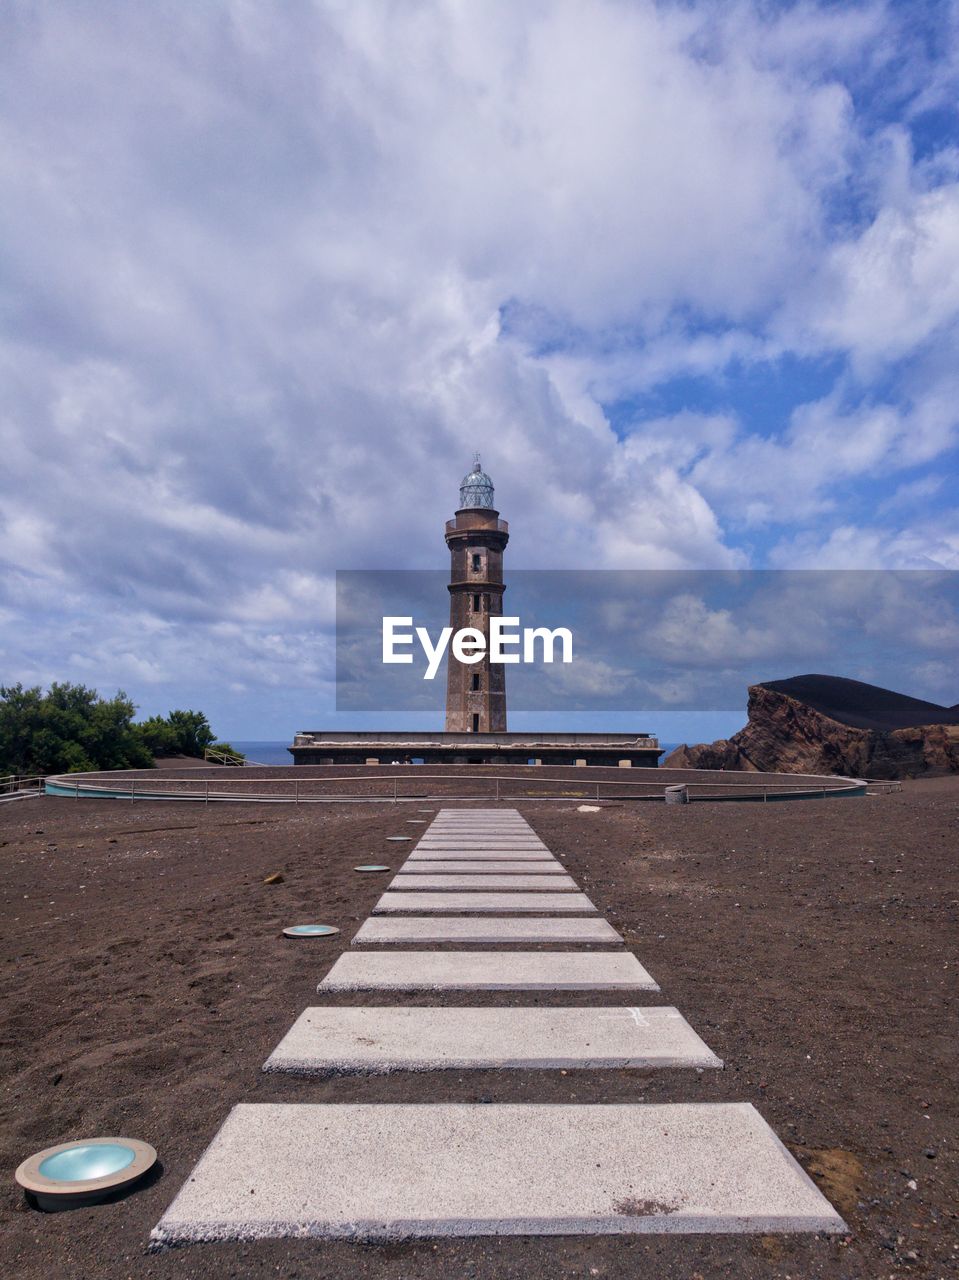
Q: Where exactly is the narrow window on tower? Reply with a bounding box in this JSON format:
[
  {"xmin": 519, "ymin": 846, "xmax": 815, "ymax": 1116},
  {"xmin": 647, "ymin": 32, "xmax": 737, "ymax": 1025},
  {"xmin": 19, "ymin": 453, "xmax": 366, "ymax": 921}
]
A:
[
  {"xmin": 472, "ymin": 713, "xmax": 480, "ymax": 732},
  {"xmin": 471, "ymin": 673, "xmax": 480, "ymax": 691},
  {"xmin": 472, "ymin": 593, "xmax": 480, "ymax": 611},
  {"xmin": 472, "ymin": 553, "xmax": 481, "ymax": 572}
]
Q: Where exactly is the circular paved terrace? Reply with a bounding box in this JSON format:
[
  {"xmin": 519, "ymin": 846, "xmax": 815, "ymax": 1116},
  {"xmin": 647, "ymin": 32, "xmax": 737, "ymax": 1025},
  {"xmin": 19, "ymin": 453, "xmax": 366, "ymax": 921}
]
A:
[{"xmin": 44, "ymin": 763, "xmax": 867, "ymax": 803}]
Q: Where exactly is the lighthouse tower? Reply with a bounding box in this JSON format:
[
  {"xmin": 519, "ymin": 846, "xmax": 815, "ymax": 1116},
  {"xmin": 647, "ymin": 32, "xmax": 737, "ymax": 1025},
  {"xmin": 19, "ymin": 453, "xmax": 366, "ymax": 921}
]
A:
[{"xmin": 444, "ymin": 456, "xmax": 509, "ymax": 733}]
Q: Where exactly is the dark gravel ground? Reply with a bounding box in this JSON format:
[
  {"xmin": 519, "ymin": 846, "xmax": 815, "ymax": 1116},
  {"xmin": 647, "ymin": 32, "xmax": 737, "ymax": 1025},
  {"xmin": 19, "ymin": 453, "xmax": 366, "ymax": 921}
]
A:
[{"xmin": 1, "ymin": 777, "xmax": 956, "ymax": 1279}]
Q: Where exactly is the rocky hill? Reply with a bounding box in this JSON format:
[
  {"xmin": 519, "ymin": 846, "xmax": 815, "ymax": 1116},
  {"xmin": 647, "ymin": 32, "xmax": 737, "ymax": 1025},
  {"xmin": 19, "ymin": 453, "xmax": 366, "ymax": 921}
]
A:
[{"xmin": 663, "ymin": 676, "xmax": 959, "ymax": 779}]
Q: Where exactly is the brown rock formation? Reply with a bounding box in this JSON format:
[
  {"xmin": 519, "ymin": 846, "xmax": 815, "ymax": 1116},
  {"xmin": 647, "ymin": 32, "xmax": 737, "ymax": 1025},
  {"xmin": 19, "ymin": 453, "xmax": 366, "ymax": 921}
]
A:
[{"xmin": 663, "ymin": 677, "xmax": 959, "ymax": 779}]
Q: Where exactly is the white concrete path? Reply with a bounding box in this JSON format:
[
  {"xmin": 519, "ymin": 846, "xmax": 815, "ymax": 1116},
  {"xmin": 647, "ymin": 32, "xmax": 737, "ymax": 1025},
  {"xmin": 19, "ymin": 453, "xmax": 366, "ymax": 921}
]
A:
[
  {"xmin": 403, "ymin": 849, "xmax": 562, "ymax": 861},
  {"xmin": 372, "ymin": 891, "xmax": 598, "ymax": 913},
  {"xmin": 397, "ymin": 860, "xmax": 563, "ymax": 874},
  {"xmin": 427, "ymin": 829, "xmax": 533, "ymax": 834},
  {"xmin": 414, "ymin": 844, "xmax": 549, "ymax": 852},
  {"xmin": 426, "ymin": 830, "xmax": 535, "ymax": 836},
  {"xmin": 351, "ymin": 916, "xmax": 624, "ymax": 945},
  {"xmin": 388, "ymin": 873, "xmax": 579, "ymax": 891},
  {"xmin": 263, "ymin": 1005, "xmax": 722, "ymax": 1073},
  {"xmin": 412, "ymin": 841, "xmax": 551, "ymax": 848},
  {"xmin": 153, "ymin": 805, "xmax": 844, "ymax": 1247},
  {"xmin": 151, "ymin": 1102, "xmax": 845, "ymax": 1244},
  {"xmin": 317, "ymin": 950, "xmax": 659, "ymax": 991}
]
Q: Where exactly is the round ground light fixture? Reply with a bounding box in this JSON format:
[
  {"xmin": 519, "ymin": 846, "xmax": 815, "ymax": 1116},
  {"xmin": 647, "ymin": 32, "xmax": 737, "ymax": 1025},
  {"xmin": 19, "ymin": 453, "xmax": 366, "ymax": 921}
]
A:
[
  {"xmin": 282, "ymin": 924, "xmax": 340, "ymax": 938},
  {"xmin": 15, "ymin": 1137, "xmax": 157, "ymax": 1211},
  {"xmin": 354, "ymin": 864, "xmax": 390, "ymax": 872}
]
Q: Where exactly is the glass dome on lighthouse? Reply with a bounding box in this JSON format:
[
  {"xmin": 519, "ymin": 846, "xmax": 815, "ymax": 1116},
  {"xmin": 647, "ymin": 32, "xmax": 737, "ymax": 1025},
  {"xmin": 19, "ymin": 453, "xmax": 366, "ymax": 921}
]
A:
[{"xmin": 459, "ymin": 454, "xmax": 495, "ymax": 509}]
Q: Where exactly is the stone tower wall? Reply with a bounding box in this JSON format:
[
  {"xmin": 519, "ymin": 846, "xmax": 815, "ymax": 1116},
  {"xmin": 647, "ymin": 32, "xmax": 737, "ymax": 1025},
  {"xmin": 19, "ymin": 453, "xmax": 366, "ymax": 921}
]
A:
[{"xmin": 444, "ymin": 507, "xmax": 509, "ymax": 733}]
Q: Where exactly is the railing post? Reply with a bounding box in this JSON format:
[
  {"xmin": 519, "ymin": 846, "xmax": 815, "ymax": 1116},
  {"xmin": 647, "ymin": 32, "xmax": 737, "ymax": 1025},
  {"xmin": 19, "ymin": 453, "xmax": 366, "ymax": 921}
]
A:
[
  {"xmin": 495, "ymin": 778, "xmax": 499, "ymax": 802},
  {"xmin": 295, "ymin": 779, "xmax": 299, "ymax": 806},
  {"xmin": 205, "ymin": 779, "xmax": 209, "ymax": 805},
  {"xmin": 131, "ymin": 779, "xmax": 135, "ymax": 804},
  {"xmin": 393, "ymin": 777, "xmax": 397, "ymax": 804},
  {"xmin": 75, "ymin": 778, "xmax": 79, "ymax": 801},
  {"xmin": 596, "ymin": 782, "xmax": 600, "ymax": 801}
]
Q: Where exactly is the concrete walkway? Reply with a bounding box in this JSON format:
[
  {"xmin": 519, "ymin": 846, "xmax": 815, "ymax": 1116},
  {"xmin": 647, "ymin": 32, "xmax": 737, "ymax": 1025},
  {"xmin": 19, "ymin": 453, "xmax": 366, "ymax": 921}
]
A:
[
  {"xmin": 264, "ymin": 1005, "xmax": 722, "ymax": 1073},
  {"xmin": 152, "ymin": 1102, "xmax": 844, "ymax": 1243},
  {"xmin": 317, "ymin": 949, "xmax": 660, "ymax": 992},
  {"xmin": 397, "ymin": 859, "xmax": 564, "ymax": 873},
  {"xmin": 371, "ymin": 890, "xmax": 599, "ymax": 913},
  {"xmin": 153, "ymin": 806, "xmax": 845, "ymax": 1247},
  {"xmin": 351, "ymin": 916, "xmax": 623, "ymax": 945},
  {"xmin": 387, "ymin": 873, "xmax": 579, "ymax": 890}
]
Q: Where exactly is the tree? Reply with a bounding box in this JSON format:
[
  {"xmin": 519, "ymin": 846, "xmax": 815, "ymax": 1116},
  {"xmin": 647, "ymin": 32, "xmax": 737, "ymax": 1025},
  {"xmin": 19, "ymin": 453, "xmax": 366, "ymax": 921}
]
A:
[
  {"xmin": 163, "ymin": 709, "xmax": 217, "ymax": 757},
  {"xmin": 136, "ymin": 715, "xmax": 180, "ymax": 757},
  {"xmin": 137, "ymin": 710, "xmax": 242, "ymax": 760},
  {"xmin": 0, "ymin": 683, "xmax": 154, "ymax": 776},
  {"xmin": 0, "ymin": 686, "xmax": 239, "ymax": 774}
]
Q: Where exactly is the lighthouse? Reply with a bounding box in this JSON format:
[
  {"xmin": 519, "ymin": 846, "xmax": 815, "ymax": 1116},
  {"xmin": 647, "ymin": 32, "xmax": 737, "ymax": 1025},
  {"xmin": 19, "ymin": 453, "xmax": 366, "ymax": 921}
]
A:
[{"xmin": 444, "ymin": 456, "xmax": 509, "ymax": 732}]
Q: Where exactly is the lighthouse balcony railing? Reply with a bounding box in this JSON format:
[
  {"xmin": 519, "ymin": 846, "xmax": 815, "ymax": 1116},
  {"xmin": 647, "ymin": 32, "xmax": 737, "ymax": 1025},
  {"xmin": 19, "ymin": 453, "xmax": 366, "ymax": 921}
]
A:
[{"xmin": 446, "ymin": 518, "xmax": 509, "ymax": 534}]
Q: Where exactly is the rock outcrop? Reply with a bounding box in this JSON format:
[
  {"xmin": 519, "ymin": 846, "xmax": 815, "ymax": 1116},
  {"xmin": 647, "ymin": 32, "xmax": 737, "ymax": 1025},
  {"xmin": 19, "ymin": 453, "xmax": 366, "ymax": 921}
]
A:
[{"xmin": 663, "ymin": 676, "xmax": 959, "ymax": 779}]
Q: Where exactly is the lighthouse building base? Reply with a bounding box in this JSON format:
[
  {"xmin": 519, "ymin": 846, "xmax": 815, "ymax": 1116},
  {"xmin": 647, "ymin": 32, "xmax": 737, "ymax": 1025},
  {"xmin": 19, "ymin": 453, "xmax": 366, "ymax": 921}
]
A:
[{"xmin": 289, "ymin": 731, "xmax": 661, "ymax": 767}]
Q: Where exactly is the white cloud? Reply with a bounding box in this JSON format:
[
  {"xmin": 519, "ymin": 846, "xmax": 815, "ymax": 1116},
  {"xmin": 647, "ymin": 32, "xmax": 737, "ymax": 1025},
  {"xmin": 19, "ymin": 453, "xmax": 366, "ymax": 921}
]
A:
[
  {"xmin": 769, "ymin": 522, "xmax": 959, "ymax": 570},
  {"xmin": 0, "ymin": 0, "xmax": 955, "ymax": 727},
  {"xmin": 685, "ymin": 383, "xmax": 958, "ymax": 529},
  {"xmin": 797, "ymin": 184, "xmax": 959, "ymax": 365}
]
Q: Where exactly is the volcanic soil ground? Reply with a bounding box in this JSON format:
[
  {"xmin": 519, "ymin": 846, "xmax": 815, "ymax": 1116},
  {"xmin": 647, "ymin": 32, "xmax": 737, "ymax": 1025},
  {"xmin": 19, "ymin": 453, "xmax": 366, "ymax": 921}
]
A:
[{"xmin": 1, "ymin": 780, "xmax": 957, "ymax": 1279}]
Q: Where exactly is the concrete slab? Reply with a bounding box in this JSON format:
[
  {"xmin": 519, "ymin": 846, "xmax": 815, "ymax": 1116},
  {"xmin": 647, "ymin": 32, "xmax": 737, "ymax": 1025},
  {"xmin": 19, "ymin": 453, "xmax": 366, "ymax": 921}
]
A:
[
  {"xmin": 388, "ymin": 874, "xmax": 579, "ymax": 891},
  {"xmin": 424, "ymin": 835, "xmax": 536, "ymax": 841},
  {"xmin": 421, "ymin": 841, "xmax": 543, "ymax": 847},
  {"xmin": 415, "ymin": 846, "xmax": 549, "ymax": 854},
  {"xmin": 416, "ymin": 841, "xmax": 547, "ymax": 848},
  {"xmin": 352, "ymin": 917, "xmax": 624, "ymax": 945},
  {"xmin": 372, "ymin": 892, "xmax": 597, "ymax": 914},
  {"xmin": 416, "ymin": 842, "xmax": 548, "ymax": 848},
  {"xmin": 423, "ymin": 825, "xmax": 537, "ymax": 831},
  {"xmin": 398, "ymin": 861, "xmax": 564, "ymax": 874},
  {"xmin": 151, "ymin": 1101, "xmax": 845, "ymax": 1244},
  {"xmin": 264, "ymin": 1005, "xmax": 721, "ymax": 1075},
  {"xmin": 435, "ymin": 809, "xmax": 522, "ymax": 816},
  {"xmin": 424, "ymin": 823, "xmax": 535, "ymax": 829},
  {"xmin": 418, "ymin": 834, "xmax": 543, "ymax": 840},
  {"xmin": 428, "ymin": 825, "xmax": 532, "ymax": 831},
  {"xmin": 317, "ymin": 951, "xmax": 658, "ymax": 991},
  {"xmin": 405, "ymin": 849, "xmax": 563, "ymax": 862}
]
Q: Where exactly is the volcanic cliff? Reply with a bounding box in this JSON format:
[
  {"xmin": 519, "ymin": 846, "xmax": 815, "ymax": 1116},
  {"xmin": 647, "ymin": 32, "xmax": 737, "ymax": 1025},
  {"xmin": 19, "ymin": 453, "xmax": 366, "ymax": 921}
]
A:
[{"xmin": 663, "ymin": 675, "xmax": 959, "ymax": 779}]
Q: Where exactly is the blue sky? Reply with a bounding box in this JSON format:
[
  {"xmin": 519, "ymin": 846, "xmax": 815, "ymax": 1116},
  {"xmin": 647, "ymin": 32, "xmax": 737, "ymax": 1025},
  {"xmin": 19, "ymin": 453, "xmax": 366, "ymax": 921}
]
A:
[{"xmin": 0, "ymin": 0, "xmax": 957, "ymax": 741}]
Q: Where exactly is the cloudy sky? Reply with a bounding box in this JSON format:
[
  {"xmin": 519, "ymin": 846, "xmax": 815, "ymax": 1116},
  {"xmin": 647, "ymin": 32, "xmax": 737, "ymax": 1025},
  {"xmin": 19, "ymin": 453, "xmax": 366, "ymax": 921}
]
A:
[{"xmin": 1, "ymin": 0, "xmax": 957, "ymax": 741}]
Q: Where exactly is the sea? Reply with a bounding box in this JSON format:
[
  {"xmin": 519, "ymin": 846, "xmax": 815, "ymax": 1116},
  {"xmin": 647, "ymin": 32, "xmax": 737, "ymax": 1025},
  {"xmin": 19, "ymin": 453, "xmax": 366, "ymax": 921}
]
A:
[{"xmin": 231, "ymin": 741, "xmax": 682, "ymax": 766}]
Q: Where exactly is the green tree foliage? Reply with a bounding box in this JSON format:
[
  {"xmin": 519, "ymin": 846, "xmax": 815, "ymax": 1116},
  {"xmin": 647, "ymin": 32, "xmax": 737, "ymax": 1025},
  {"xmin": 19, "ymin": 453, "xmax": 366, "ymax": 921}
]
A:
[
  {"xmin": 163, "ymin": 709, "xmax": 217, "ymax": 757},
  {"xmin": 0, "ymin": 686, "xmax": 239, "ymax": 775},
  {"xmin": 206, "ymin": 741, "xmax": 247, "ymax": 763},
  {"xmin": 0, "ymin": 683, "xmax": 154, "ymax": 776},
  {"xmin": 140, "ymin": 710, "xmax": 245, "ymax": 760},
  {"xmin": 136, "ymin": 715, "xmax": 180, "ymax": 757}
]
